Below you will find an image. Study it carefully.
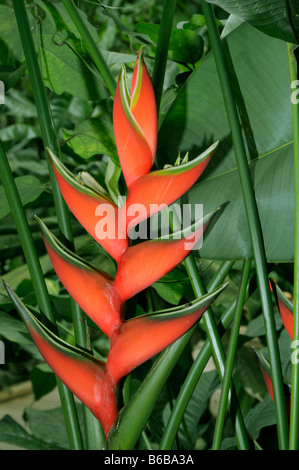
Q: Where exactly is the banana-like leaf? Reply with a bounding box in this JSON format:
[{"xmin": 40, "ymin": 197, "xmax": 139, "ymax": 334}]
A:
[
  {"xmin": 113, "ymin": 49, "xmax": 157, "ymax": 188},
  {"xmin": 124, "ymin": 142, "xmax": 217, "ymax": 231},
  {"xmin": 47, "ymin": 148, "xmax": 129, "ymax": 263},
  {"xmin": 158, "ymin": 23, "xmax": 294, "ymax": 262},
  {"xmin": 206, "ymin": 0, "xmax": 298, "ymax": 43},
  {"xmin": 107, "ymin": 283, "xmax": 227, "ymax": 384},
  {"xmin": 3, "ymin": 281, "xmax": 118, "ymax": 437},
  {"xmin": 115, "ymin": 208, "xmax": 219, "ymax": 302},
  {"xmin": 36, "ymin": 217, "xmax": 122, "ymax": 337}
]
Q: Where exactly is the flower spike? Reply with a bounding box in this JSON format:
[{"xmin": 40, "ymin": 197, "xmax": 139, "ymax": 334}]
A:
[
  {"xmin": 3, "ymin": 281, "xmax": 118, "ymax": 437},
  {"xmin": 47, "ymin": 148, "xmax": 128, "ymax": 263},
  {"xmin": 114, "ymin": 208, "xmax": 219, "ymax": 302},
  {"xmin": 123, "ymin": 141, "xmax": 218, "ymax": 232},
  {"xmin": 113, "ymin": 49, "xmax": 157, "ymax": 189},
  {"xmin": 36, "ymin": 217, "xmax": 122, "ymax": 337},
  {"xmin": 107, "ymin": 284, "xmax": 228, "ymax": 385}
]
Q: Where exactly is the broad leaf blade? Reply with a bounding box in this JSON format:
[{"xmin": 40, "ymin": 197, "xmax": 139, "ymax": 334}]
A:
[{"xmin": 206, "ymin": 0, "xmax": 298, "ymax": 43}]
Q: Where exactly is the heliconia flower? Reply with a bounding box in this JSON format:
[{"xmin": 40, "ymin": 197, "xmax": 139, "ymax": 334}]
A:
[
  {"xmin": 253, "ymin": 347, "xmax": 291, "ymax": 416},
  {"xmin": 107, "ymin": 284, "xmax": 227, "ymax": 385},
  {"xmin": 253, "ymin": 347, "xmax": 274, "ymax": 402},
  {"xmin": 47, "ymin": 148, "xmax": 129, "ymax": 264},
  {"xmin": 3, "ymin": 281, "xmax": 118, "ymax": 437},
  {"xmin": 123, "ymin": 142, "xmax": 218, "ymax": 232},
  {"xmin": 113, "ymin": 48, "xmax": 157, "ymax": 189},
  {"xmin": 36, "ymin": 217, "xmax": 122, "ymax": 338},
  {"xmin": 270, "ymin": 279, "xmax": 294, "ymax": 339},
  {"xmin": 114, "ymin": 208, "xmax": 219, "ymax": 303}
]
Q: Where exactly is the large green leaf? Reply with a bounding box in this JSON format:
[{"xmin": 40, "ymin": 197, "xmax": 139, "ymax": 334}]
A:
[
  {"xmin": 189, "ymin": 142, "xmax": 294, "ymax": 262},
  {"xmin": 206, "ymin": 0, "xmax": 299, "ymax": 43},
  {"xmin": 0, "ymin": 415, "xmax": 64, "ymax": 450},
  {"xmin": 158, "ymin": 22, "xmax": 294, "ymax": 262},
  {"xmin": 33, "ymin": 0, "xmax": 135, "ymax": 101},
  {"xmin": 0, "ymin": 5, "xmax": 30, "ymax": 64},
  {"xmin": 0, "ymin": 175, "xmax": 45, "ymax": 220},
  {"xmin": 61, "ymin": 117, "xmax": 119, "ymax": 164}
]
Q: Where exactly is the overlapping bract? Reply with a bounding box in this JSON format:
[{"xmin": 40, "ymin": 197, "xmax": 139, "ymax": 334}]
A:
[
  {"xmin": 10, "ymin": 50, "xmax": 222, "ymax": 438},
  {"xmin": 254, "ymin": 280, "xmax": 293, "ymax": 411}
]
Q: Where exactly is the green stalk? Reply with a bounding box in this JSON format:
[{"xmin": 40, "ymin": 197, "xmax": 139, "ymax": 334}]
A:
[
  {"xmin": 12, "ymin": 0, "xmax": 105, "ymax": 449},
  {"xmin": 108, "ymin": 260, "xmax": 233, "ymax": 450},
  {"xmin": 166, "ymin": 201, "xmax": 248, "ymax": 448},
  {"xmin": 159, "ymin": 265, "xmax": 246, "ymax": 450},
  {"xmin": 0, "ymin": 144, "xmax": 53, "ymax": 324},
  {"xmin": 62, "ymin": 0, "xmax": 116, "ymax": 96},
  {"xmin": 288, "ymin": 43, "xmax": 299, "ymax": 450},
  {"xmin": 152, "ymin": 0, "xmax": 176, "ymax": 112},
  {"xmin": 212, "ymin": 259, "xmax": 251, "ymax": 450},
  {"xmin": 200, "ymin": 0, "xmax": 288, "ymax": 449},
  {"xmin": 184, "ymin": 256, "xmax": 250, "ymax": 450},
  {"xmin": 0, "ymin": 142, "xmax": 83, "ymax": 451}
]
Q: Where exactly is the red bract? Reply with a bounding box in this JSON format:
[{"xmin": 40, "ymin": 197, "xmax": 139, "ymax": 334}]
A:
[
  {"xmin": 253, "ymin": 347, "xmax": 291, "ymax": 420},
  {"xmin": 270, "ymin": 280, "xmax": 294, "ymax": 339},
  {"xmin": 123, "ymin": 143, "xmax": 217, "ymax": 231},
  {"xmin": 113, "ymin": 49, "xmax": 157, "ymax": 189},
  {"xmin": 10, "ymin": 50, "xmax": 222, "ymax": 439},
  {"xmin": 107, "ymin": 287, "xmax": 226, "ymax": 385},
  {"xmin": 4, "ymin": 281, "xmax": 118, "ymax": 437},
  {"xmin": 36, "ymin": 217, "xmax": 122, "ymax": 337},
  {"xmin": 253, "ymin": 348, "xmax": 274, "ymax": 402},
  {"xmin": 48, "ymin": 149, "xmax": 128, "ymax": 264},
  {"xmin": 114, "ymin": 214, "xmax": 214, "ymax": 302}
]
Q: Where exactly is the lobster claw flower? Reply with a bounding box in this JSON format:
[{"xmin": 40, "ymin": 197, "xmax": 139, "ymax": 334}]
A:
[
  {"xmin": 114, "ymin": 207, "xmax": 219, "ymax": 303},
  {"xmin": 107, "ymin": 284, "xmax": 228, "ymax": 385},
  {"xmin": 47, "ymin": 149, "xmax": 129, "ymax": 264},
  {"xmin": 3, "ymin": 281, "xmax": 118, "ymax": 437},
  {"xmin": 113, "ymin": 48, "xmax": 157, "ymax": 189},
  {"xmin": 253, "ymin": 347, "xmax": 275, "ymax": 402},
  {"xmin": 36, "ymin": 217, "xmax": 122, "ymax": 338},
  {"xmin": 253, "ymin": 347, "xmax": 291, "ymax": 416},
  {"xmin": 270, "ymin": 279, "xmax": 294, "ymax": 339}
]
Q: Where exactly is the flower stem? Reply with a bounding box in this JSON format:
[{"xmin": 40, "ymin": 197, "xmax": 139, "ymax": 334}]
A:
[
  {"xmin": 212, "ymin": 259, "xmax": 251, "ymax": 449},
  {"xmin": 159, "ymin": 261, "xmax": 245, "ymax": 450},
  {"xmin": 288, "ymin": 42, "xmax": 299, "ymax": 450},
  {"xmin": 184, "ymin": 256, "xmax": 250, "ymax": 450},
  {"xmin": 152, "ymin": 0, "xmax": 176, "ymax": 112},
  {"xmin": 200, "ymin": 0, "xmax": 289, "ymax": 449}
]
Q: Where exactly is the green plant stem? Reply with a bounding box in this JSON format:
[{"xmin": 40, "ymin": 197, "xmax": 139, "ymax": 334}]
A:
[
  {"xmin": 184, "ymin": 256, "xmax": 249, "ymax": 450},
  {"xmin": 152, "ymin": 0, "xmax": 176, "ymax": 112},
  {"xmin": 0, "ymin": 143, "xmax": 54, "ymax": 324},
  {"xmin": 12, "ymin": 0, "xmax": 105, "ymax": 450},
  {"xmin": 212, "ymin": 259, "xmax": 251, "ymax": 450},
  {"xmin": 159, "ymin": 263, "xmax": 246, "ymax": 450},
  {"xmin": 200, "ymin": 0, "xmax": 289, "ymax": 450},
  {"xmin": 288, "ymin": 42, "xmax": 299, "ymax": 450},
  {"xmin": 62, "ymin": 0, "xmax": 116, "ymax": 96},
  {"xmin": 108, "ymin": 260, "xmax": 233, "ymax": 450},
  {"xmin": 0, "ymin": 142, "xmax": 83, "ymax": 451}
]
